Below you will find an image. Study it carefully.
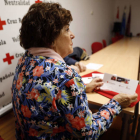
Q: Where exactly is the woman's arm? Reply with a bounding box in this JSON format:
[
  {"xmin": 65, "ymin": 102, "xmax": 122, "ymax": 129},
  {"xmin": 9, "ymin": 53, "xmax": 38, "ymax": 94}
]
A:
[
  {"xmin": 54, "ymin": 65, "xmax": 137, "ymax": 139},
  {"xmin": 64, "ymin": 56, "xmax": 77, "ymax": 65},
  {"xmin": 56, "ymin": 77, "xmax": 122, "ymax": 139}
]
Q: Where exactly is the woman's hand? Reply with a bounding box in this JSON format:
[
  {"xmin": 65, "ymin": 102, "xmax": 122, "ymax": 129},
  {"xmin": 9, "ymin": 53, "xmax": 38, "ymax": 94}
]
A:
[
  {"xmin": 71, "ymin": 62, "xmax": 86, "ymax": 73},
  {"xmin": 113, "ymin": 93, "xmax": 138, "ymax": 108},
  {"xmin": 70, "ymin": 65, "xmax": 80, "ymax": 73},
  {"xmin": 86, "ymin": 78, "xmax": 103, "ymax": 93},
  {"xmin": 75, "ymin": 62, "xmax": 86, "ymax": 72}
]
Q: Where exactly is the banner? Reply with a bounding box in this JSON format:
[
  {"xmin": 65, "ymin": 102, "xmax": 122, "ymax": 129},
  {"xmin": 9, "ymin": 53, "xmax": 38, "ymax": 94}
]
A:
[
  {"xmin": 116, "ymin": 7, "xmax": 119, "ymax": 19},
  {"xmin": 120, "ymin": 6, "xmax": 126, "ymax": 35},
  {"xmin": 125, "ymin": 6, "xmax": 131, "ymax": 36},
  {"xmin": 0, "ymin": 0, "xmax": 55, "ymax": 116}
]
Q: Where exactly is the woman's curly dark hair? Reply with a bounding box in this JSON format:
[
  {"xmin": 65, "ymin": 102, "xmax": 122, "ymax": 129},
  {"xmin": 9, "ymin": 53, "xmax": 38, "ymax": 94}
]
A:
[{"xmin": 19, "ymin": 2, "xmax": 73, "ymax": 49}]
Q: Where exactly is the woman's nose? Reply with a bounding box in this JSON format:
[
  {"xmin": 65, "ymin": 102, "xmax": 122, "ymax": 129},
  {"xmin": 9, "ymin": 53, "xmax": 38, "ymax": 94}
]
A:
[{"xmin": 70, "ymin": 31, "xmax": 75, "ymax": 39}]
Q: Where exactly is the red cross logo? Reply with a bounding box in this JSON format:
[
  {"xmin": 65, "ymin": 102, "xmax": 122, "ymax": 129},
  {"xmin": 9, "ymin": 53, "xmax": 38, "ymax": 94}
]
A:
[
  {"xmin": 3, "ymin": 53, "xmax": 14, "ymax": 65},
  {"xmin": 0, "ymin": 17, "xmax": 6, "ymax": 30},
  {"xmin": 35, "ymin": 0, "xmax": 42, "ymax": 3}
]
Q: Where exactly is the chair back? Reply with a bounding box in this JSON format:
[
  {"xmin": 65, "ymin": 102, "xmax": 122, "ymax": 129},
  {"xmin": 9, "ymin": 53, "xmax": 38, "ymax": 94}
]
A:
[
  {"xmin": 102, "ymin": 40, "xmax": 107, "ymax": 48},
  {"xmin": 91, "ymin": 42, "xmax": 103, "ymax": 54},
  {"xmin": 118, "ymin": 35, "xmax": 124, "ymax": 39},
  {"xmin": 112, "ymin": 37, "xmax": 118, "ymax": 43}
]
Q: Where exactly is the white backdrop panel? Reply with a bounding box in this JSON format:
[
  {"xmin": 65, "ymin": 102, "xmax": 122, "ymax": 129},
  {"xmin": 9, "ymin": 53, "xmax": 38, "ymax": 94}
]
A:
[{"xmin": 0, "ymin": 0, "xmax": 54, "ymax": 116}]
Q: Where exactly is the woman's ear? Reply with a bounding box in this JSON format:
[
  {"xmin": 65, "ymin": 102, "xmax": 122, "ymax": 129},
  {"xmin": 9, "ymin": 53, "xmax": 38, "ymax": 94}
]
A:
[
  {"xmin": 53, "ymin": 39, "xmax": 57, "ymax": 47},
  {"xmin": 51, "ymin": 41, "xmax": 56, "ymax": 50}
]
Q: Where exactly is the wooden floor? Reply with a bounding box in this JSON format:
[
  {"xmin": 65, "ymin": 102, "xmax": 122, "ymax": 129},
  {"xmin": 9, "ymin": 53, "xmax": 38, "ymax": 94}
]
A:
[
  {"xmin": 0, "ymin": 109, "xmax": 136, "ymax": 140},
  {"xmin": 0, "ymin": 110, "xmax": 16, "ymax": 140}
]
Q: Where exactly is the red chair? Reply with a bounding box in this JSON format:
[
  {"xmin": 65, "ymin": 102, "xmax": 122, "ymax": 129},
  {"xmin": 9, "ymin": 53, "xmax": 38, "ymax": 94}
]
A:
[
  {"xmin": 91, "ymin": 42, "xmax": 103, "ymax": 54},
  {"xmin": 118, "ymin": 35, "xmax": 124, "ymax": 40},
  {"xmin": 82, "ymin": 48, "xmax": 86, "ymax": 52},
  {"xmin": 112, "ymin": 37, "xmax": 118, "ymax": 43},
  {"xmin": 102, "ymin": 40, "xmax": 107, "ymax": 48}
]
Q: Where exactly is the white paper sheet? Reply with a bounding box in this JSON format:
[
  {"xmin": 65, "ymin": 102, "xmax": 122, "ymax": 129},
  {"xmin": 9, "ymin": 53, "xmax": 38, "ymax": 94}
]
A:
[
  {"xmin": 92, "ymin": 73, "xmax": 104, "ymax": 79},
  {"xmin": 82, "ymin": 74, "xmax": 104, "ymax": 84},
  {"xmin": 86, "ymin": 63, "xmax": 103, "ymax": 70},
  {"xmin": 82, "ymin": 77, "xmax": 93, "ymax": 84}
]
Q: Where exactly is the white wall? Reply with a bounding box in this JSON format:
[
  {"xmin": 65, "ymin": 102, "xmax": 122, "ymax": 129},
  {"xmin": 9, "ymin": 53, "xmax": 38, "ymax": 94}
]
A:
[
  {"xmin": 114, "ymin": 0, "xmax": 140, "ymax": 36},
  {"xmin": 55, "ymin": 0, "xmax": 115, "ymax": 55}
]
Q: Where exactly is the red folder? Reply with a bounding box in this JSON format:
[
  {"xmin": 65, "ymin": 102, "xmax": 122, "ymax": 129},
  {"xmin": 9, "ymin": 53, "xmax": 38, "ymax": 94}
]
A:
[{"xmin": 82, "ymin": 71, "xmax": 140, "ymax": 107}]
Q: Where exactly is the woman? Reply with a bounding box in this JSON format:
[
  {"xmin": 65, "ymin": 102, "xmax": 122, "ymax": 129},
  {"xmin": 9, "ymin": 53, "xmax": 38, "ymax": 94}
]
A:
[{"xmin": 12, "ymin": 2, "xmax": 137, "ymax": 140}]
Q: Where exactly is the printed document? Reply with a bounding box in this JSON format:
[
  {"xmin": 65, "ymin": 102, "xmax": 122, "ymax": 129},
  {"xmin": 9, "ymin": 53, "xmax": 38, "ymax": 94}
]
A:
[{"xmin": 101, "ymin": 73, "xmax": 139, "ymax": 95}]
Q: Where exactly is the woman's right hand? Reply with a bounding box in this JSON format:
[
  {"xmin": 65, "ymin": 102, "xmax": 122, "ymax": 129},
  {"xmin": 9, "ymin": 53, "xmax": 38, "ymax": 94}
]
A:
[
  {"xmin": 113, "ymin": 93, "xmax": 138, "ymax": 108},
  {"xmin": 86, "ymin": 78, "xmax": 103, "ymax": 93}
]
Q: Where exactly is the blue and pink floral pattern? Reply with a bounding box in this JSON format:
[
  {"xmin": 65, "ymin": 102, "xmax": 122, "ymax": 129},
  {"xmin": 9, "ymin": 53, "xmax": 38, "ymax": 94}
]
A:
[{"xmin": 12, "ymin": 51, "xmax": 122, "ymax": 140}]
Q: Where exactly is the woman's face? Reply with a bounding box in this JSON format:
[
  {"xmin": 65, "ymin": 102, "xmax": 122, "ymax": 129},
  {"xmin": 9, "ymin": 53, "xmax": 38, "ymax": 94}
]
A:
[{"xmin": 53, "ymin": 24, "xmax": 75, "ymax": 58}]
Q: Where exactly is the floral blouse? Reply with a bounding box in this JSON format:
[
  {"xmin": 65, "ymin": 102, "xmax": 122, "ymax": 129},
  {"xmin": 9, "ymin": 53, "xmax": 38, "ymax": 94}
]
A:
[{"xmin": 12, "ymin": 51, "xmax": 122, "ymax": 140}]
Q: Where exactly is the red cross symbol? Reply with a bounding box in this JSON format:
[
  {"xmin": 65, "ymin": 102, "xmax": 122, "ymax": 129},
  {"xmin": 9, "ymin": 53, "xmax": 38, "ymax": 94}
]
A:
[
  {"xmin": 3, "ymin": 53, "xmax": 14, "ymax": 65},
  {"xmin": 0, "ymin": 17, "xmax": 6, "ymax": 30},
  {"xmin": 35, "ymin": 0, "xmax": 42, "ymax": 3}
]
